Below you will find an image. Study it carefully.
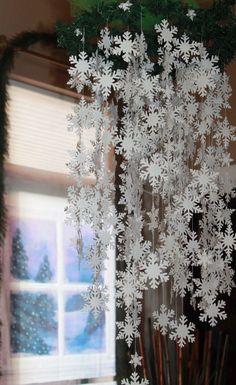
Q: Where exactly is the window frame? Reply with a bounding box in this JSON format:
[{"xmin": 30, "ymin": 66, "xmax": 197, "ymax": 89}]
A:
[{"xmin": 2, "ymin": 80, "xmax": 116, "ymax": 385}]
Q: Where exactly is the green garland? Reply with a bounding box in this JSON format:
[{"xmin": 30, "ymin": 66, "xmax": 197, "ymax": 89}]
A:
[
  {"xmin": 0, "ymin": 32, "xmax": 57, "ymax": 243},
  {"xmin": 57, "ymin": 0, "xmax": 236, "ymax": 70}
]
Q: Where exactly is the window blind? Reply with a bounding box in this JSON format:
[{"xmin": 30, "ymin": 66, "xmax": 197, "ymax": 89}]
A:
[{"xmin": 7, "ymin": 81, "xmax": 92, "ymax": 175}]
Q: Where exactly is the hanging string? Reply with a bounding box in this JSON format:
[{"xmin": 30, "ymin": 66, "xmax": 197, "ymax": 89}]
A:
[{"xmin": 140, "ymin": 2, "xmax": 143, "ymax": 34}]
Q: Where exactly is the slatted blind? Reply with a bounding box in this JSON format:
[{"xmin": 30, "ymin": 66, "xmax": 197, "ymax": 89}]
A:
[{"xmin": 7, "ymin": 81, "xmax": 86, "ymax": 174}]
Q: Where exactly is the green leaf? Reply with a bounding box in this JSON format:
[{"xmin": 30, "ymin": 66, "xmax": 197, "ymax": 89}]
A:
[
  {"xmin": 71, "ymin": 0, "xmax": 115, "ymax": 12},
  {"xmin": 142, "ymin": 10, "xmax": 164, "ymax": 32}
]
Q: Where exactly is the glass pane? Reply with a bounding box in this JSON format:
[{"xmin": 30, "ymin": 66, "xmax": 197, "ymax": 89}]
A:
[
  {"xmin": 10, "ymin": 291, "xmax": 58, "ymax": 356},
  {"xmin": 10, "ymin": 217, "xmax": 57, "ymax": 282},
  {"xmin": 64, "ymin": 293, "xmax": 105, "ymax": 354},
  {"xmin": 63, "ymin": 224, "xmax": 93, "ymax": 283}
]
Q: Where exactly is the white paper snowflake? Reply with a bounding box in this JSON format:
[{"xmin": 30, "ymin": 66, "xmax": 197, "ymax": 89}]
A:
[
  {"xmin": 122, "ymin": 372, "xmax": 149, "ymax": 385},
  {"xmin": 199, "ymin": 300, "xmax": 227, "ymax": 326},
  {"xmin": 98, "ymin": 27, "xmax": 114, "ymax": 58},
  {"xmin": 114, "ymin": 31, "xmax": 137, "ymax": 62},
  {"xmin": 191, "ymin": 164, "xmax": 218, "ymax": 196},
  {"xmin": 129, "ymin": 352, "xmax": 142, "ymax": 368},
  {"xmin": 175, "ymin": 34, "xmax": 198, "ymax": 62},
  {"xmin": 146, "ymin": 207, "xmax": 159, "ymax": 231},
  {"xmin": 83, "ymin": 284, "xmax": 109, "ymax": 319},
  {"xmin": 93, "ymin": 63, "xmax": 120, "ymax": 99},
  {"xmin": 155, "ymin": 19, "xmax": 177, "ymax": 49},
  {"xmin": 118, "ymin": 1, "xmax": 132, "ymax": 12},
  {"xmin": 153, "ymin": 305, "xmax": 175, "ymax": 335},
  {"xmin": 140, "ymin": 252, "xmax": 169, "ymax": 289},
  {"xmin": 170, "ymin": 315, "xmax": 195, "ymax": 347},
  {"xmin": 186, "ymin": 9, "xmax": 196, "ymax": 20},
  {"xmin": 68, "ymin": 51, "xmax": 91, "ymax": 91},
  {"xmin": 140, "ymin": 154, "xmax": 168, "ymax": 192},
  {"xmin": 117, "ymin": 314, "xmax": 140, "ymax": 347}
]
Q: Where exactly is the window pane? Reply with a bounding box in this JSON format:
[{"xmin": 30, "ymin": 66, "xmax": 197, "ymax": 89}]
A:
[
  {"xmin": 10, "ymin": 217, "xmax": 57, "ymax": 282},
  {"xmin": 64, "ymin": 293, "xmax": 105, "ymax": 354},
  {"xmin": 10, "ymin": 291, "xmax": 58, "ymax": 355},
  {"xmin": 63, "ymin": 224, "xmax": 93, "ymax": 283}
]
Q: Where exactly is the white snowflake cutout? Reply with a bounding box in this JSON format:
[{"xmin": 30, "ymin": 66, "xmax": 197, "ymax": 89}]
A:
[
  {"xmin": 140, "ymin": 154, "xmax": 168, "ymax": 192},
  {"xmin": 175, "ymin": 34, "xmax": 199, "ymax": 62},
  {"xmin": 114, "ymin": 31, "xmax": 137, "ymax": 62},
  {"xmin": 186, "ymin": 9, "xmax": 196, "ymax": 20},
  {"xmin": 199, "ymin": 300, "xmax": 227, "ymax": 326},
  {"xmin": 140, "ymin": 252, "xmax": 169, "ymax": 289},
  {"xmin": 98, "ymin": 27, "xmax": 114, "ymax": 58},
  {"xmin": 118, "ymin": 1, "xmax": 132, "ymax": 12},
  {"xmin": 82, "ymin": 284, "xmax": 109, "ymax": 319},
  {"xmin": 117, "ymin": 314, "xmax": 140, "ymax": 347},
  {"xmin": 146, "ymin": 207, "xmax": 159, "ymax": 231},
  {"xmin": 155, "ymin": 19, "xmax": 178, "ymax": 49},
  {"xmin": 129, "ymin": 352, "xmax": 142, "ymax": 368},
  {"xmin": 170, "ymin": 315, "xmax": 195, "ymax": 347},
  {"xmin": 122, "ymin": 372, "xmax": 149, "ymax": 385},
  {"xmin": 191, "ymin": 163, "xmax": 218, "ymax": 196},
  {"xmin": 153, "ymin": 304, "xmax": 175, "ymax": 335},
  {"xmin": 93, "ymin": 62, "xmax": 120, "ymax": 99},
  {"xmin": 68, "ymin": 51, "xmax": 91, "ymax": 91}
]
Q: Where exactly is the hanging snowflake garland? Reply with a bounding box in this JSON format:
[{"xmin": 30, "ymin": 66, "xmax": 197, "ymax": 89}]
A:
[{"xmin": 66, "ymin": 16, "xmax": 236, "ymax": 382}]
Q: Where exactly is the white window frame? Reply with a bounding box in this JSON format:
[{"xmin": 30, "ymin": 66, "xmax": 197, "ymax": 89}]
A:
[{"xmin": 3, "ymin": 182, "xmax": 115, "ymax": 385}]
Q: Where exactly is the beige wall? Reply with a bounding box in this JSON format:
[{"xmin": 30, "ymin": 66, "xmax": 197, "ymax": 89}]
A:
[
  {"xmin": 0, "ymin": 0, "xmax": 71, "ymax": 38},
  {"xmin": 0, "ymin": 0, "xmax": 72, "ymax": 94}
]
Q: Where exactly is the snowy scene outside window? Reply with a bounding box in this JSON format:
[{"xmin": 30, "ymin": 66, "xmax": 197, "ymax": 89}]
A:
[{"xmin": 5, "ymin": 192, "xmax": 115, "ymax": 385}]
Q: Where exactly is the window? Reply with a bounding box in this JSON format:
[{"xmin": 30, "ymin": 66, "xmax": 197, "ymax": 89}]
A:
[{"xmin": 3, "ymin": 81, "xmax": 115, "ymax": 385}]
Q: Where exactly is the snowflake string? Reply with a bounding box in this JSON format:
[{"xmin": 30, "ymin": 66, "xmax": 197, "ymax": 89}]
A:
[
  {"xmin": 66, "ymin": 18, "xmax": 236, "ymax": 385},
  {"xmin": 122, "ymin": 372, "xmax": 149, "ymax": 385}
]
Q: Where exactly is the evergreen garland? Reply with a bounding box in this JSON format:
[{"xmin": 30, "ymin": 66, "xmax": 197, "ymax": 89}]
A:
[
  {"xmin": 57, "ymin": 0, "xmax": 236, "ymax": 70},
  {"xmin": 0, "ymin": 31, "xmax": 56, "ymax": 243}
]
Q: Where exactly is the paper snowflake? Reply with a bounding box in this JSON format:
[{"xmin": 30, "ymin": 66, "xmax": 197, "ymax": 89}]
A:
[
  {"xmin": 176, "ymin": 34, "xmax": 198, "ymax": 62},
  {"xmin": 186, "ymin": 9, "xmax": 196, "ymax": 20},
  {"xmin": 93, "ymin": 63, "xmax": 120, "ymax": 99},
  {"xmin": 191, "ymin": 164, "xmax": 218, "ymax": 196},
  {"xmin": 117, "ymin": 314, "xmax": 140, "ymax": 347},
  {"xmin": 140, "ymin": 154, "xmax": 168, "ymax": 192},
  {"xmin": 153, "ymin": 305, "xmax": 175, "ymax": 335},
  {"xmin": 199, "ymin": 300, "xmax": 227, "ymax": 326},
  {"xmin": 117, "ymin": 270, "xmax": 143, "ymax": 308},
  {"xmin": 118, "ymin": 1, "xmax": 132, "ymax": 12},
  {"xmin": 114, "ymin": 31, "xmax": 137, "ymax": 62},
  {"xmin": 83, "ymin": 284, "xmax": 109, "ymax": 319},
  {"xmin": 155, "ymin": 19, "xmax": 177, "ymax": 49},
  {"xmin": 122, "ymin": 372, "xmax": 149, "ymax": 385},
  {"xmin": 146, "ymin": 207, "xmax": 159, "ymax": 231},
  {"xmin": 68, "ymin": 51, "xmax": 91, "ymax": 91},
  {"xmin": 129, "ymin": 352, "xmax": 142, "ymax": 368},
  {"xmin": 170, "ymin": 315, "xmax": 195, "ymax": 347},
  {"xmin": 140, "ymin": 252, "xmax": 169, "ymax": 289},
  {"xmin": 98, "ymin": 27, "xmax": 113, "ymax": 58}
]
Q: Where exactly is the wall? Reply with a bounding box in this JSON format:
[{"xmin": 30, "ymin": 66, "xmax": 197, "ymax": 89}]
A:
[{"xmin": 0, "ymin": 0, "xmax": 73, "ymax": 95}]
